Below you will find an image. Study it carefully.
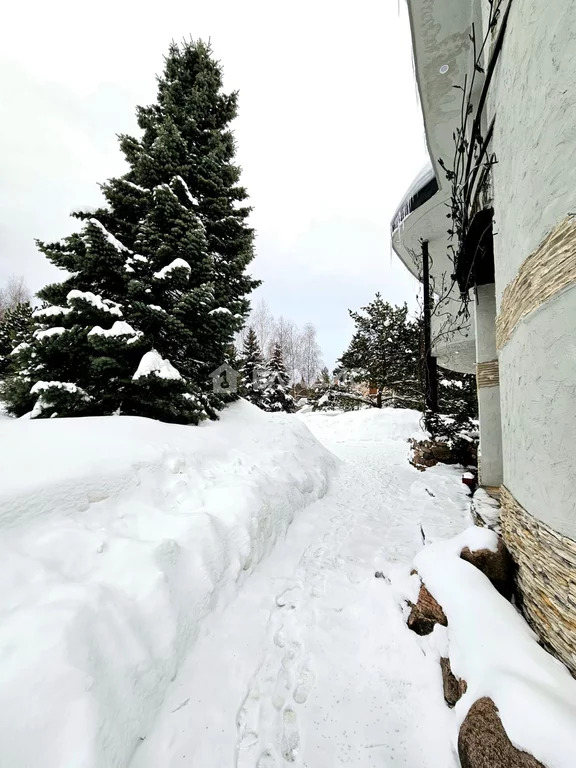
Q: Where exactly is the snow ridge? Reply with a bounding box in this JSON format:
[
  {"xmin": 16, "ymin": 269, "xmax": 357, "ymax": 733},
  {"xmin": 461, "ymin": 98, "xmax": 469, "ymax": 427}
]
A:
[{"xmin": 0, "ymin": 403, "xmax": 335, "ymax": 768}]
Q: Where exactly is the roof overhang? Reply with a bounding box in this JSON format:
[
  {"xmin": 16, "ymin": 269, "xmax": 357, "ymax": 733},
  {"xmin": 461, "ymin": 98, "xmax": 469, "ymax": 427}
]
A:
[
  {"xmin": 389, "ymin": 0, "xmax": 478, "ymax": 374},
  {"xmin": 391, "ymin": 0, "xmax": 478, "ymax": 253}
]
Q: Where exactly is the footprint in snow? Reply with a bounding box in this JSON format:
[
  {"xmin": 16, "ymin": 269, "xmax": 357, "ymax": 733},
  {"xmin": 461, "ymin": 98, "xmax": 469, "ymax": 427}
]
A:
[
  {"xmin": 272, "ymin": 667, "xmax": 291, "ymax": 710},
  {"xmin": 273, "ymin": 625, "xmax": 287, "ymax": 648},
  {"xmin": 257, "ymin": 749, "xmax": 277, "ymax": 767},
  {"xmin": 281, "ymin": 708, "xmax": 300, "ymax": 763},
  {"xmin": 236, "ymin": 688, "xmax": 260, "ymax": 753},
  {"xmin": 293, "ymin": 665, "xmax": 315, "ymax": 705},
  {"xmin": 281, "ymin": 641, "xmax": 302, "ymax": 674},
  {"xmin": 309, "ymin": 573, "xmax": 326, "ymax": 598},
  {"xmin": 275, "ymin": 585, "xmax": 302, "ymax": 610}
]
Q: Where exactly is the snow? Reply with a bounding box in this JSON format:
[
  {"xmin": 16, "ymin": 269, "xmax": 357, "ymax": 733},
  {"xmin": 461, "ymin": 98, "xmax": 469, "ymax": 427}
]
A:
[
  {"xmin": 122, "ymin": 180, "xmax": 148, "ymax": 193},
  {"xmin": 88, "ymin": 321, "xmax": 142, "ymax": 340},
  {"xmin": 0, "ymin": 402, "xmax": 335, "ymax": 768},
  {"xmin": 471, "ymin": 486, "xmax": 501, "ymax": 528},
  {"xmin": 208, "ymin": 306, "xmax": 232, "ymax": 315},
  {"xmin": 33, "ymin": 326, "xmax": 66, "ymax": 340},
  {"xmin": 1, "ymin": 404, "xmax": 570, "ymax": 767},
  {"xmin": 29, "ymin": 381, "xmax": 89, "ymax": 400},
  {"xmin": 173, "ymin": 175, "xmax": 199, "ymax": 206},
  {"xmin": 414, "ymin": 529, "xmax": 576, "ymax": 768},
  {"xmin": 9, "ymin": 342, "xmax": 30, "ymax": 355},
  {"xmin": 89, "ymin": 218, "xmax": 130, "ymax": 252},
  {"xmin": 153, "ymin": 259, "xmax": 191, "ymax": 279},
  {"xmin": 67, "ymin": 290, "xmax": 123, "ymax": 316},
  {"xmin": 130, "ymin": 408, "xmax": 472, "ymax": 768},
  {"xmin": 33, "ymin": 305, "xmax": 71, "ymax": 318},
  {"xmin": 133, "ymin": 350, "xmax": 182, "ymax": 380}
]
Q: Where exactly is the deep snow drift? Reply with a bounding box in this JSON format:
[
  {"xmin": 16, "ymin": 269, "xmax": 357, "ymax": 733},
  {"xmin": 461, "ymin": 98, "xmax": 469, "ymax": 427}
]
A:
[
  {"xmin": 129, "ymin": 407, "xmax": 474, "ymax": 768},
  {"xmin": 4, "ymin": 404, "xmax": 571, "ymax": 768},
  {"xmin": 0, "ymin": 402, "xmax": 335, "ymax": 768}
]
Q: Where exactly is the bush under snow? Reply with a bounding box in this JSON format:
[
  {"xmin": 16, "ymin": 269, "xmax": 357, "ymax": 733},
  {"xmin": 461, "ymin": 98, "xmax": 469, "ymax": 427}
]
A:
[{"xmin": 0, "ymin": 401, "xmax": 336, "ymax": 768}]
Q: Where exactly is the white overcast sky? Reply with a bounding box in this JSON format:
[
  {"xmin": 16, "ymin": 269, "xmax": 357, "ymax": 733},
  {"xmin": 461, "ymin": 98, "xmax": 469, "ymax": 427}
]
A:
[{"xmin": 0, "ymin": 0, "xmax": 428, "ymax": 367}]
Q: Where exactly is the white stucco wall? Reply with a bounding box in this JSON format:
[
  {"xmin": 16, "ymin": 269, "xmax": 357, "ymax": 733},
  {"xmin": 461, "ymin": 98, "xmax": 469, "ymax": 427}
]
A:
[
  {"xmin": 499, "ymin": 288, "xmax": 576, "ymax": 538},
  {"xmin": 490, "ymin": 0, "xmax": 576, "ymax": 308},
  {"xmin": 486, "ymin": 0, "xmax": 576, "ymax": 537}
]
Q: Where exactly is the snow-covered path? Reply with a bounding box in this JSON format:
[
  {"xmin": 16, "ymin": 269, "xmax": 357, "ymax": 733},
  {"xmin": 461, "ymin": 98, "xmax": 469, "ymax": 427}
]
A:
[{"xmin": 130, "ymin": 409, "xmax": 471, "ymax": 768}]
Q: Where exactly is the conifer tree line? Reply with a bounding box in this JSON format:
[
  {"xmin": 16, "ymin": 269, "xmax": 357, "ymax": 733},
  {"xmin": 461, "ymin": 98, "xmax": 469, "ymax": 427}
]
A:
[
  {"xmin": 0, "ymin": 276, "xmax": 34, "ymax": 381},
  {"xmin": 0, "ymin": 40, "xmax": 260, "ymax": 424},
  {"xmin": 237, "ymin": 327, "xmax": 295, "ymax": 413},
  {"xmin": 237, "ymin": 298, "xmax": 324, "ymax": 393},
  {"xmin": 309, "ymin": 292, "xmax": 478, "ymax": 431}
]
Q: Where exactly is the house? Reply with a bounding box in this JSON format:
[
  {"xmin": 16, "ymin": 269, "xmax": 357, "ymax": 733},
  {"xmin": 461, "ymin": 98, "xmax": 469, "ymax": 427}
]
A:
[{"xmin": 391, "ymin": 0, "xmax": 576, "ymax": 675}]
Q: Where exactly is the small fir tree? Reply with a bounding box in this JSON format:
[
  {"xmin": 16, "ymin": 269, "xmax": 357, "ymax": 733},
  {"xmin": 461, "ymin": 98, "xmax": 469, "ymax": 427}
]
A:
[
  {"xmin": 0, "ymin": 301, "xmax": 36, "ymax": 414},
  {"xmin": 263, "ymin": 343, "xmax": 295, "ymax": 412},
  {"xmin": 309, "ymin": 367, "xmax": 366, "ymax": 411},
  {"xmin": 338, "ymin": 294, "xmax": 422, "ymax": 408},
  {"xmin": 239, "ymin": 327, "xmax": 267, "ymax": 407},
  {"xmin": 0, "ymin": 301, "xmax": 34, "ymax": 376},
  {"xmin": 423, "ymin": 366, "xmax": 478, "ymax": 464}
]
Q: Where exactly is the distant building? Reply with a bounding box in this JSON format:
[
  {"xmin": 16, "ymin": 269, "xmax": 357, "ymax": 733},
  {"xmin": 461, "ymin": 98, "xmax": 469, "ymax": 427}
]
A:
[{"xmin": 391, "ymin": 0, "xmax": 576, "ymax": 674}]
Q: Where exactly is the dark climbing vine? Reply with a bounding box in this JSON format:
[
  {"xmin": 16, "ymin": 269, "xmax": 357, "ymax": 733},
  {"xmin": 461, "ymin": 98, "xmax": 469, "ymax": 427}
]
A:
[{"xmin": 438, "ymin": 0, "xmax": 514, "ymax": 309}]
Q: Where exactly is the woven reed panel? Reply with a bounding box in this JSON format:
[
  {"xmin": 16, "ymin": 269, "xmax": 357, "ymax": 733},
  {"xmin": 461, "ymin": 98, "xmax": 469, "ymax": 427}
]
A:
[
  {"xmin": 501, "ymin": 486, "xmax": 576, "ymax": 676},
  {"xmin": 496, "ymin": 216, "xmax": 576, "ymax": 350},
  {"xmin": 476, "ymin": 359, "xmax": 499, "ymax": 388}
]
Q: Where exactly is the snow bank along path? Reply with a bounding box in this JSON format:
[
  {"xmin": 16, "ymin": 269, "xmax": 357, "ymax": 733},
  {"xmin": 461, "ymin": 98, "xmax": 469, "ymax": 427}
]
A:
[
  {"xmin": 415, "ymin": 527, "xmax": 576, "ymax": 768},
  {"xmin": 130, "ymin": 408, "xmax": 474, "ymax": 768},
  {"xmin": 0, "ymin": 402, "xmax": 335, "ymax": 768}
]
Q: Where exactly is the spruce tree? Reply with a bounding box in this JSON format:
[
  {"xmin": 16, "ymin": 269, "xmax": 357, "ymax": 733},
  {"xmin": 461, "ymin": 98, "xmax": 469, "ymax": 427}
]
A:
[
  {"xmin": 338, "ymin": 294, "xmax": 422, "ymax": 408},
  {"xmin": 0, "ymin": 301, "xmax": 34, "ymax": 377},
  {"xmin": 0, "ymin": 302, "xmax": 36, "ymax": 414},
  {"xmin": 309, "ymin": 367, "xmax": 365, "ymax": 412},
  {"xmin": 4, "ymin": 40, "xmax": 258, "ymax": 422},
  {"xmin": 263, "ymin": 343, "xmax": 295, "ymax": 412},
  {"xmin": 239, "ymin": 327, "xmax": 267, "ymax": 407}
]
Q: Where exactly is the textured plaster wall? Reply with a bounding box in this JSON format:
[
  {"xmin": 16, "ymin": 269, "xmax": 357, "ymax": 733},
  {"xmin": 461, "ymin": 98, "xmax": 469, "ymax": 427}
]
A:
[
  {"xmin": 499, "ymin": 287, "xmax": 576, "ymax": 539},
  {"xmin": 490, "ymin": 0, "xmax": 576, "ymax": 309},
  {"xmin": 489, "ymin": 0, "xmax": 576, "ymax": 536}
]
